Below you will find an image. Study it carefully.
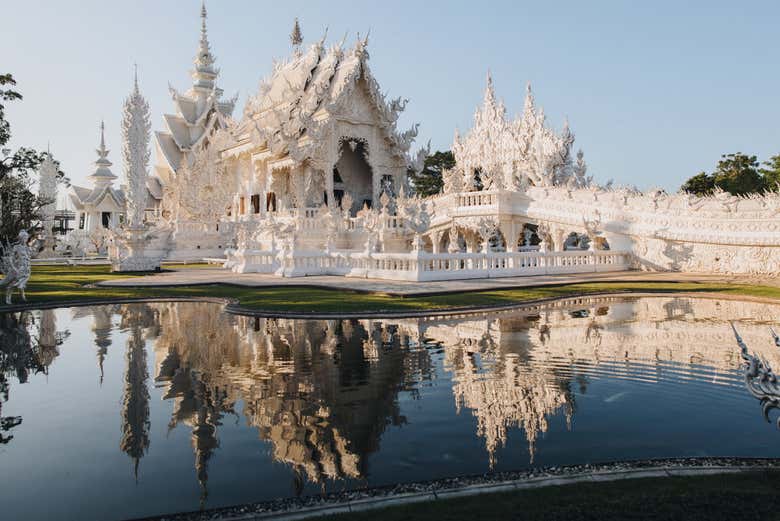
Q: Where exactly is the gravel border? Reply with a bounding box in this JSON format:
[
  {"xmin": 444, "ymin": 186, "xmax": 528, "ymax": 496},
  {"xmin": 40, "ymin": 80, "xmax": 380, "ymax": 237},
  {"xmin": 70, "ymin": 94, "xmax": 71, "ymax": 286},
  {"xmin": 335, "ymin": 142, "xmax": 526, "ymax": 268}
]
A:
[{"xmin": 127, "ymin": 457, "xmax": 780, "ymax": 521}]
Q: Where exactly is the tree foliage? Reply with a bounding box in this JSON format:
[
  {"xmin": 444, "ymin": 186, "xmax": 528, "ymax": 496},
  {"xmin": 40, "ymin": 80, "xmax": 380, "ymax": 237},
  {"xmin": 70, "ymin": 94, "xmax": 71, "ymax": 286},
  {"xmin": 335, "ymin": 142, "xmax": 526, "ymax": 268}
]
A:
[
  {"xmin": 681, "ymin": 152, "xmax": 776, "ymax": 196},
  {"xmin": 0, "ymin": 73, "xmax": 67, "ymax": 246},
  {"xmin": 681, "ymin": 172, "xmax": 715, "ymax": 196},
  {"xmin": 760, "ymin": 154, "xmax": 780, "ymax": 190},
  {"xmin": 409, "ymin": 150, "xmax": 455, "ymax": 197}
]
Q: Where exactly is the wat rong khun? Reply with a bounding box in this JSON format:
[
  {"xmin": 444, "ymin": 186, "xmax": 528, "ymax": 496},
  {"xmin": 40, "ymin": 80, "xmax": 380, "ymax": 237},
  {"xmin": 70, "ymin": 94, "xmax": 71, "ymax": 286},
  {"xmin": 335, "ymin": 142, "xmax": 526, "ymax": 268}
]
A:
[
  {"xmin": 6, "ymin": 4, "xmax": 780, "ymax": 521},
  {"xmin": 9, "ymin": 7, "xmax": 780, "ymax": 284}
]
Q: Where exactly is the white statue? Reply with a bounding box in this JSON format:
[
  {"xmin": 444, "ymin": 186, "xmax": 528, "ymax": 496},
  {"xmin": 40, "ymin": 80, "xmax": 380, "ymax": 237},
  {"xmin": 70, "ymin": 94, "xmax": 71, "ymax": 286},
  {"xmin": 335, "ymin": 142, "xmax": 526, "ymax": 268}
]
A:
[
  {"xmin": 523, "ymin": 227, "xmax": 534, "ymax": 247},
  {"xmin": 0, "ymin": 231, "xmax": 32, "ymax": 304},
  {"xmin": 582, "ymin": 215, "xmax": 604, "ymax": 251}
]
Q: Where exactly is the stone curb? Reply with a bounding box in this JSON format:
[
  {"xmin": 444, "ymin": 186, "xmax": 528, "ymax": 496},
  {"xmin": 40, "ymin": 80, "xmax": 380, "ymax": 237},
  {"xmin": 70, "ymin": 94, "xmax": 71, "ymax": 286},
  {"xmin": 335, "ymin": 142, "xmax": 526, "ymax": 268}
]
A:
[
  {"xmin": 196, "ymin": 465, "xmax": 767, "ymax": 521},
  {"xmin": 131, "ymin": 459, "xmax": 780, "ymax": 521}
]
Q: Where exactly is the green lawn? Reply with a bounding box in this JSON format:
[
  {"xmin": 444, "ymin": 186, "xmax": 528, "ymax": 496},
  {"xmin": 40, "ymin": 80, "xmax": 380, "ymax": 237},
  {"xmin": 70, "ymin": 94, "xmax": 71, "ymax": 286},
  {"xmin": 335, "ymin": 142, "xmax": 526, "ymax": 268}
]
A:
[
  {"xmin": 322, "ymin": 470, "xmax": 780, "ymax": 521},
  {"xmin": 5, "ymin": 264, "xmax": 780, "ymax": 313}
]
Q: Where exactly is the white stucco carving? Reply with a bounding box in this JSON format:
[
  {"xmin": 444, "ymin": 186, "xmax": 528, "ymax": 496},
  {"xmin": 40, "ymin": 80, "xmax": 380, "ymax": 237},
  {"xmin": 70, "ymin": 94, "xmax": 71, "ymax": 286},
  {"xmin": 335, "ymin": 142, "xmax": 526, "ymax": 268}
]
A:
[
  {"xmin": 109, "ymin": 74, "xmax": 167, "ymax": 272},
  {"xmin": 36, "ymin": 152, "xmax": 58, "ymax": 258},
  {"xmin": 123, "ymin": 70, "xmax": 152, "ymax": 230}
]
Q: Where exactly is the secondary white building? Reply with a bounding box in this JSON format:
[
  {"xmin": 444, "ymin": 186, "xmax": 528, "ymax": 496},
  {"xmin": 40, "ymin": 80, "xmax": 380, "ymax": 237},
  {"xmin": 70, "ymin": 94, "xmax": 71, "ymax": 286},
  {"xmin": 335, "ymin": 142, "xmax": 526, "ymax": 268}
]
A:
[{"xmin": 69, "ymin": 122, "xmax": 164, "ymax": 234}]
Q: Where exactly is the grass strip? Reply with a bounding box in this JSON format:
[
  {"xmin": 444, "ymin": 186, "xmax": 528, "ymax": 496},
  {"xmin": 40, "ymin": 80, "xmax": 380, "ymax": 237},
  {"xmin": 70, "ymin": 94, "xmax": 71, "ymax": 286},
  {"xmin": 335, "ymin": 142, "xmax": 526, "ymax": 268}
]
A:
[
  {"xmin": 322, "ymin": 470, "xmax": 780, "ymax": 521},
  {"xmin": 5, "ymin": 264, "xmax": 780, "ymax": 313}
]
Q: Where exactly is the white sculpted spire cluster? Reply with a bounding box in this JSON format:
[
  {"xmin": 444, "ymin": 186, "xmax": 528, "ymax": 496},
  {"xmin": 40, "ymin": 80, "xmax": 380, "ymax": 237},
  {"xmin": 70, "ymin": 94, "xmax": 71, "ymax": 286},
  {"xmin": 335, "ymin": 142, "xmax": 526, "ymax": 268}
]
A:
[
  {"xmin": 38, "ymin": 151, "xmax": 58, "ymax": 234},
  {"xmin": 450, "ymin": 76, "xmax": 584, "ymax": 193},
  {"xmin": 122, "ymin": 71, "xmax": 152, "ymax": 229}
]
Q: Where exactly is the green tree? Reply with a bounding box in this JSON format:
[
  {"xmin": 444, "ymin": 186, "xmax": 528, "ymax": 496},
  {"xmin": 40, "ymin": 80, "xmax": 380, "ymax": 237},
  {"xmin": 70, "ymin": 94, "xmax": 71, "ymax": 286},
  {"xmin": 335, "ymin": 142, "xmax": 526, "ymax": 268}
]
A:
[
  {"xmin": 681, "ymin": 172, "xmax": 715, "ymax": 196},
  {"xmin": 711, "ymin": 153, "xmax": 765, "ymax": 195},
  {"xmin": 409, "ymin": 150, "xmax": 455, "ymax": 197},
  {"xmin": 681, "ymin": 152, "xmax": 767, "ymax": 196},
  {"xmin": 760, "ymin": 154, "xmax": 780, "ymax": 190},
  {"xmin": 0, "ymin": 73, "xmax": 66, "ymax": 246}
]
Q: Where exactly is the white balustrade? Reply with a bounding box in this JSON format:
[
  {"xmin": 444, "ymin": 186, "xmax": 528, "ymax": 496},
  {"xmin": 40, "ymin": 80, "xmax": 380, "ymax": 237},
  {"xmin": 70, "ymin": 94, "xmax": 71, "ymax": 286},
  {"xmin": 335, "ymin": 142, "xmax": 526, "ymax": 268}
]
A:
[
  {"xmin": 228, "ymin": 247, "xmax": 632, "ymax": 281},
  {"xmin": 457, "ymin": 191, "xmax": 497, "ymax": 208}
]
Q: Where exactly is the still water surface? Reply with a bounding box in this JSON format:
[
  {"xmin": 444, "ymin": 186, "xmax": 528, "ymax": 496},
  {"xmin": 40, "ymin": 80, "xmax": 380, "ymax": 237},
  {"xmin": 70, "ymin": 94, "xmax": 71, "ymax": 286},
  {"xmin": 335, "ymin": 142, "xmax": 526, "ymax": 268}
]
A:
[{"xmin": 1, "ymin": 296, "xmax": 779, "ymax": 520}]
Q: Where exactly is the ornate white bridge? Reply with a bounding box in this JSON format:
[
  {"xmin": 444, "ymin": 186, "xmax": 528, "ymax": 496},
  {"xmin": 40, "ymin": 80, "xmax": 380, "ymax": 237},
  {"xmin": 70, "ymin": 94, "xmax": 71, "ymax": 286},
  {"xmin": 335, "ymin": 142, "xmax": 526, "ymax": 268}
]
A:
[{"xmin": 229, "ymin": 248, "xmax": 631, "ymax": 281}]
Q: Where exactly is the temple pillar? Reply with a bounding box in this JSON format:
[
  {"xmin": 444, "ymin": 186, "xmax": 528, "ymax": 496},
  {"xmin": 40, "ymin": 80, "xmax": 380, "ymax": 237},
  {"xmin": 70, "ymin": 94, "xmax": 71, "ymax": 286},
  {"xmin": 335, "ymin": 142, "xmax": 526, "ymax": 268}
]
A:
[
  {"xmin": 302, "ymin": 164, "xmax": 314, "ymax": 208},
  {"xmin": 431, "ymin": 231, "xmax": 443, "ymax": 254},
  {"xmin": 552, "ymin": 228, "xmax": 566, "ymax": 252},
  {"xmin": 325, "ymin": 165, "xmax": 335, "ymax": 208},
  {"xmin": 251, "ymin": 156, "xmax": 266, "ymax": 217},
  {"xmin": 464, "ymin": 231, "xmax": 480, "ymax": 253},
  {"xmin": 500, "ymin": 220, "xmax": 519, "ymax": 253},
  {"xmin": 372, "ymin": 165, "xmax": 382, "ymax": 204}
]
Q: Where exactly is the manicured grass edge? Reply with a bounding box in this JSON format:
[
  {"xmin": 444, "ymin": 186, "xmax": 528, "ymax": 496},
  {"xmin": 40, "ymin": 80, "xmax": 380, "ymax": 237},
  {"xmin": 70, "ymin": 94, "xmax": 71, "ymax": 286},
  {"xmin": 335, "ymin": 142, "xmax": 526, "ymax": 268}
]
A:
[{"xmin": 4, "ymin": 265, "xmax": 780, "ymax": 316}]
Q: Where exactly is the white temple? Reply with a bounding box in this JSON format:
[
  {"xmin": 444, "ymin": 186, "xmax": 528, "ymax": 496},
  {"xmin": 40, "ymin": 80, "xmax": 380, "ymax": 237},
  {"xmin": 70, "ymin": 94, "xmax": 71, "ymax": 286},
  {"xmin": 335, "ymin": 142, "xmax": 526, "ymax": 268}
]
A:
[{"xmin": 51, "ymin": 2, "xmax": 780, "ymax": 276}]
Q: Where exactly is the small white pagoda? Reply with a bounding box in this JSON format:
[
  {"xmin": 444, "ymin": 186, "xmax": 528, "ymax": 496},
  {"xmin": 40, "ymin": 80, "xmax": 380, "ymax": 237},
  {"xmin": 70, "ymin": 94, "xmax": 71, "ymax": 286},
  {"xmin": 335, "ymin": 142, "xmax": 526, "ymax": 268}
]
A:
[{"xmin": 68, "ymin": 122, "xmax": 126, "ymax": 233}]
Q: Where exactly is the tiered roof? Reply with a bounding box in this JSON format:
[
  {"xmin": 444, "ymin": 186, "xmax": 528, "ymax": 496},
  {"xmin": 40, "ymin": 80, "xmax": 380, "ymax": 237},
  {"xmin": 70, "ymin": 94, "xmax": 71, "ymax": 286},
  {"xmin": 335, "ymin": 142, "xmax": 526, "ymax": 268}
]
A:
[
  {"xmin": 70, "ymin": 122, "xmax": 125, "ymax": 211},
  {"xmin": 232, "ymin": 33, "xmax": 419, "ymax": 165},
  {"xmin": 155, "ymin": 1, "xmax": 236, "ymax": 178}
]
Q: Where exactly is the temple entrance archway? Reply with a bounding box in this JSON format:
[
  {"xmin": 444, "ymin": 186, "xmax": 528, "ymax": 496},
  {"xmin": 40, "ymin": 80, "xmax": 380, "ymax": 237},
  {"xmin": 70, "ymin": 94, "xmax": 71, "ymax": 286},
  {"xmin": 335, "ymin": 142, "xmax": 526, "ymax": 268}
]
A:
[{"xmin": 334, "ymin": 138, "xmax": 373, "ymax": 215}]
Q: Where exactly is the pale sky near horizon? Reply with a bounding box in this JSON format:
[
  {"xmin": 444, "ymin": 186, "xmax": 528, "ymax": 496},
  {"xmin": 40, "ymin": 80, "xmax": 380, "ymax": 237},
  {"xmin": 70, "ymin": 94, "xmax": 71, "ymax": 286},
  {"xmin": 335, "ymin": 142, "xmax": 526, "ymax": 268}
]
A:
[{"xmin": 2, "ymin": 0, "xmax": 779, "ymax": 193}]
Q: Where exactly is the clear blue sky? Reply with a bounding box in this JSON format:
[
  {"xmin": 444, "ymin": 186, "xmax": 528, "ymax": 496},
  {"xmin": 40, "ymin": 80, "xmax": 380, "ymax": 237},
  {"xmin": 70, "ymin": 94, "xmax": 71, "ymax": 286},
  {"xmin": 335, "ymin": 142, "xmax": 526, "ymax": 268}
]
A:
[{"xmin": 3, "ymin": 0, "xmax": 779, "ymax": 190}]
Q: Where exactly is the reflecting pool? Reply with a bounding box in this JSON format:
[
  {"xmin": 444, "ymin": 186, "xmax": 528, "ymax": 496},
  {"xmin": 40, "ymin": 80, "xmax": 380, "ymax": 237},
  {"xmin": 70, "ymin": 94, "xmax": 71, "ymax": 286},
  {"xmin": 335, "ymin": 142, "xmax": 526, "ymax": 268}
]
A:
[{"xmin": 1, "ymin": 296, "xmax": 780, "ymax": 520}]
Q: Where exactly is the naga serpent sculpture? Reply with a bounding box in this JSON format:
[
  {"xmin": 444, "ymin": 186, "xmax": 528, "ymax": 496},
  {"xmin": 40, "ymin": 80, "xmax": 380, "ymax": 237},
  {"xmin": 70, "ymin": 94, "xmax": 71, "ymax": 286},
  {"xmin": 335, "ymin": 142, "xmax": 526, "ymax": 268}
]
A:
[{"xmin": 732, "ymin": 323, "xmax": 780, "ymax": 428}]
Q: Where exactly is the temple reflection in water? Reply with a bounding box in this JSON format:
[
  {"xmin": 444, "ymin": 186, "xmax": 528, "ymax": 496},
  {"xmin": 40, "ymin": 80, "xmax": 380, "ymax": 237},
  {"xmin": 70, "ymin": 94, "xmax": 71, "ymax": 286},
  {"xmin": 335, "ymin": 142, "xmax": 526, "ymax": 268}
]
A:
[
  {"xmin": 2, "ymin": 296, "xmax": 780, "ymax": 497},
  {"xmin": 0, "ymin": 310, "xmax": 69, "ymax": 444}
]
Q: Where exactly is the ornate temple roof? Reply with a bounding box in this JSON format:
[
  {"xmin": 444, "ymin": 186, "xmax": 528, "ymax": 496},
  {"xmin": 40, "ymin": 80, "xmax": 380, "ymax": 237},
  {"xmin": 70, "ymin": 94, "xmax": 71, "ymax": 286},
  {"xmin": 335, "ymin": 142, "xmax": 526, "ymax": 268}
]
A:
[
  {"xmin": 451, "ymin": 75, "xmax": 580, "ymax": 191},
  {"xmin": 69, "ymin": 121, "xmax": 161, "ymax": 213},
  {"xmin": 69, "ymin": 122, "xmax": 125, "ymax": 211},
  {"xmin": 230, "ymin": 32, "xmax": 420, "ymax": 165}
]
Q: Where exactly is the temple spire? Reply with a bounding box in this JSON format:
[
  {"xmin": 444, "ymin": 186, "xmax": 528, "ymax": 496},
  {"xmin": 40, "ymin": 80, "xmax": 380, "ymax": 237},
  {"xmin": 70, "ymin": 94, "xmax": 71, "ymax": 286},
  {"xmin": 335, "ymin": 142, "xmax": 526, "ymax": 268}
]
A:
[
  {"xmin": 98, "ymin": 120, "xmax": 108, "ymax": 157},
  {"xmin": 89, "ymin": 120, "xmax": 116, "ymax": 185},
  {"xmin": 481, "ymin": 71, "xmax": 504, "ymax": 121},
  {"xmin": 291, "ymin": 17, "xmax": 303, "ymax": 51},
  {"xmin": 192, "ymin": 0, "xmax": 217, "ymax": 91},
  {"xmin": 523, "ymin": 82, "xmax": 535, "ymax": 115}
]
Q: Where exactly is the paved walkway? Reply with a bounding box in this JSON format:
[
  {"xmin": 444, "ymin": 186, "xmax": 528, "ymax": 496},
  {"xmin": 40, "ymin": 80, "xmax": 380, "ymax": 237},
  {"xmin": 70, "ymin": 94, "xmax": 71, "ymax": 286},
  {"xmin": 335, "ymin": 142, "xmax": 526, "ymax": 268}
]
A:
[{"xmin": 98, "ymin": 267, "xmax": 759, "ymax": 296}]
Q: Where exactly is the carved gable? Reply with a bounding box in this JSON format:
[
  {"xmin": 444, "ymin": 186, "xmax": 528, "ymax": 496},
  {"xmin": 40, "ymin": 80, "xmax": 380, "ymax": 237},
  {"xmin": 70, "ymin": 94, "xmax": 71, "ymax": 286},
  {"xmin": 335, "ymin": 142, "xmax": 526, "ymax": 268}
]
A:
[{"xmin": 333, "ymin": 77, "xmax": 380, "ymax": 126}]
